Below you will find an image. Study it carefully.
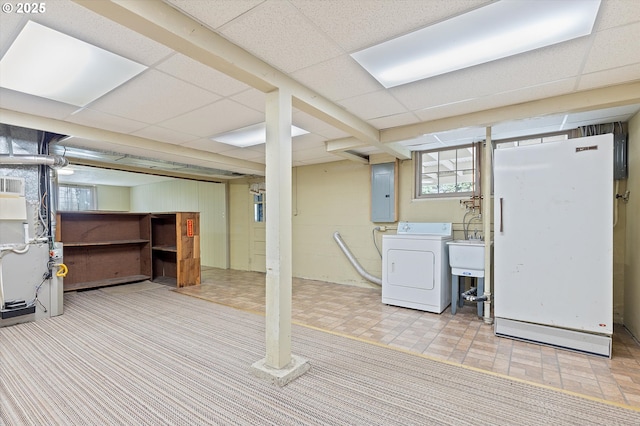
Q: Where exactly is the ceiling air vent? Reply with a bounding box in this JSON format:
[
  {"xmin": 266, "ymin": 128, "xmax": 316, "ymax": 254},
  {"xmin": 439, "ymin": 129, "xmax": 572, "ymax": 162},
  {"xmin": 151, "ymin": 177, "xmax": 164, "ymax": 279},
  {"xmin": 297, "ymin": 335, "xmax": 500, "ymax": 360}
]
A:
[{"xmin": 0, "ymin": 176, "xmax": 25, "ymax": 196}]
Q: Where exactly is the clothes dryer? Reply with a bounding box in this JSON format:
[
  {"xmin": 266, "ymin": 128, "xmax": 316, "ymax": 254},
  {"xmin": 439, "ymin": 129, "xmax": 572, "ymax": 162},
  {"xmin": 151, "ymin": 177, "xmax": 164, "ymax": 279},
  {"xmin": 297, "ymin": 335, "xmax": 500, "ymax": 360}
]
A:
[{"xmin": 382, "ymin": 222, "xmax": 452, "ymax": 313}]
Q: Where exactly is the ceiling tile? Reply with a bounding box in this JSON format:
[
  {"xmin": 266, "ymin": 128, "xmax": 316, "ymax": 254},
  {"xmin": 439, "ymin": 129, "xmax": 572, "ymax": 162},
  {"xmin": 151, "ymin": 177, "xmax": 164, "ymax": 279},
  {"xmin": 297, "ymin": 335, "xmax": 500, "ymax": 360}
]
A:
[
  {"xmin": 415, "ymin": 80, "xmax": 577, "ymax": 122},
  {"xmin": 292, "ymin": 110, "xmax": 337, "ymax": 134},
  {"xmin": 131, "ymin": 125, "xmax": 199, "ymax": 145},
  {"xmin": 582, "ymin": 23, "xmax": 640, "ymax": 73},
  {"xmin": 337, "ymin": 90, "xmax": 408, "ymax": 120},
  {"xmin": 391, "ymin": 37, "xmax": 590, "ymax": 112},
  {"xmin": 293, "ymin": 145, "xmax": 334, "ymax": 161},
  {"xmin": 156, "ymin": 53, "xmax": 250, "ymax": 97},
  {"xmin": 219, "ymin": 1, "xmax": 344, "ymax": 73},
  {"xmin": 578, "ymin": 63, "xmax": 640, "ymax": 90},
  {"xmin": 314, "ymin": 126, "xmax": 351, "ymax": 140},
  {"xmin": 291, "ymin": 0, "xmax": 491, "ymax": 52},
  {"xmin": 161, "ymin": 99, "xmax": 264, "ymax": 137},
  {"xmin": 291, "ymin": 54, "xmax": 382, "ymax": 101},
  {"xmin": 594, "ymin": 0, "xmax": 640, "ymax": 31},
  {"xmin": 67, "ymin": 108, "xmax": 148, "ymax": 134},
  {"xmin": 0, "ymin": 88, "xmax": 77, "ymax": 120},
  {"xmin": 87, "ymin": 69, "xmax": 221, "ymax": 124},
  {"xmin": 397, "ymin": 134, "xmax": 442, "ymax": 148},
  {"xmin": 166, "ymin": 0, "xmax": 264, "ymax": 29},
  {"xmin": 217, "ymin": 146, "xmax": 265, "ymax": 162},
  {"xmin": 292, "ymin": 153, "xmax": 344, "ymax": 167},
  {"xmin": 181, "ymin": 138, "xmax": 235, "ymax": 154},
  {"xmin": 230, "ymin": 89, "xmax": 267, "ymax": 113},
  {"xmin": 368, "ymin": 112, "xmax": 421, "ymax": 130}
]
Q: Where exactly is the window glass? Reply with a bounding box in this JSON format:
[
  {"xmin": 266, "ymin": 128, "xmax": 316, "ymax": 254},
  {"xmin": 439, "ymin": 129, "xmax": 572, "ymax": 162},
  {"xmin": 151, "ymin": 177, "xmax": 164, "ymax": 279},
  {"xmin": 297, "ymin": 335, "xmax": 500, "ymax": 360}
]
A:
[
  {"xmin": 253, "ymin": 194, "xmax": 264, "ymax": 222},
  {"xmin": 58, "ymin": 184, "xmax": 96, "ymax": 211},
  {"xmin": 415, "ymin": 144, "xmax": 478, "ymax": 198}
]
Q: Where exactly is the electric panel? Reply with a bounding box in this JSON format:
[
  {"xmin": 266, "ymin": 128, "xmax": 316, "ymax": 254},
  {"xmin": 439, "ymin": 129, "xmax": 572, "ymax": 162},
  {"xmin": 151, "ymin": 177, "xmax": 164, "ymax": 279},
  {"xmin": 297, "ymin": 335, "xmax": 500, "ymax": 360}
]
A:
[
  {"xmin": 371, "ymin": 162, "xmax": 397, "ymax": 223},
  {"xmin": 614, "ymin": 133, "xmax": 628, "ymax": 180}
]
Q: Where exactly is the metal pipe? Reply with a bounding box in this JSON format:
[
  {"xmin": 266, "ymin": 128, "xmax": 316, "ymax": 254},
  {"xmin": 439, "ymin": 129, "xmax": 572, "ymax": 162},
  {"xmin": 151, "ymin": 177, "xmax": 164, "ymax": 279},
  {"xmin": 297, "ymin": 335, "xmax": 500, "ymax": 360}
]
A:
[
  {"xmin": 333, "ymin": 231, "xmax": 382, "ymax": 286},
  {"xmin": 483, "ymin": 128, "xmax": 493, "ymax": 324},
  {"xmin": 0, "ymin": 154, "xmax": 68, "ymax": 168},
  {"xmin": 461, "ymin": 286, "xmax": 488, "ymax": 302}
]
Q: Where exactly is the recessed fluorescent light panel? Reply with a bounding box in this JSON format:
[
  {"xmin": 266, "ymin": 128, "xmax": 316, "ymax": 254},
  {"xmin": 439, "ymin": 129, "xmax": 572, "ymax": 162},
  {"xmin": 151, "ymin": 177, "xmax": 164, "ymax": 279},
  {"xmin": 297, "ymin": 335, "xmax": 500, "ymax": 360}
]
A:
[
  {"xmin": 211, "ymin": 122, "xmax": 309, "ymax": 147},
  {"xmin": 0, "ymin": 21, "xmax": 147, "ymax": 106},
  {"xmin": 351, "ymin": 0, "xmax": 601, "ymax": 88}
]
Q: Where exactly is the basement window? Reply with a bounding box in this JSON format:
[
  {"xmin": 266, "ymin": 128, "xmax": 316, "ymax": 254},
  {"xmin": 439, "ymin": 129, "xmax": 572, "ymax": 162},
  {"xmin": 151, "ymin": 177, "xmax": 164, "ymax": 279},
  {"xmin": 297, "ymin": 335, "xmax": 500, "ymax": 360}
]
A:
[
  {"xmin": 58, "ymin": 184, "xmax": 96, "ymax": 211},
  {"xmin": 254, "ymin": 194, "xmax": 265, "ymax": 222},
  {"xmin": 415, "ymin": 144, "xmax": 479, "ymax": 198},
  {"xmin": 495, "ymin": 132, "xmax": 569, "ymax": 149}
]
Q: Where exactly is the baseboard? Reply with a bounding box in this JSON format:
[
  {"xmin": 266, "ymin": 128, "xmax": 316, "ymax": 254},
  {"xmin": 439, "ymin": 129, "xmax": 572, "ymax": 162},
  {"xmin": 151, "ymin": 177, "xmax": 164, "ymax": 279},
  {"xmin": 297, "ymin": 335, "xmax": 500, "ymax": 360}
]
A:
[{"xmin": 495, "ymin": 317, "xmax": 612, "ymax": 358}]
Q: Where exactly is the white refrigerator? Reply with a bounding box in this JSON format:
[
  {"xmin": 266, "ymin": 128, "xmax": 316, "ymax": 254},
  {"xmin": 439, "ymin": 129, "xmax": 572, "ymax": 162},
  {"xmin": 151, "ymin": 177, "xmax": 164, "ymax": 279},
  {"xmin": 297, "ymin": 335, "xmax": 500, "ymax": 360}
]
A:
[{"xmin": 493, "ymin": 134, "xmax": 613, "ymax": 357}]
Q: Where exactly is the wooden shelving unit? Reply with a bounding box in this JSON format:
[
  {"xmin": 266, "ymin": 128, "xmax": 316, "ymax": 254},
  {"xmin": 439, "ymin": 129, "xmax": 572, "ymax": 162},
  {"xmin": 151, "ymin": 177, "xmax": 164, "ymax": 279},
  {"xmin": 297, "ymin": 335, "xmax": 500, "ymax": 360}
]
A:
[
  {"xmin": 57, "ymin": 211, "xmax": 201, "ymax": 291},
  {"xmin": 151, "ymin": 212, "xmax": 200, "ymax": 288},
  {"xmin": 56, "ymin": 212, "xmax": 152, "ymax": 292}
]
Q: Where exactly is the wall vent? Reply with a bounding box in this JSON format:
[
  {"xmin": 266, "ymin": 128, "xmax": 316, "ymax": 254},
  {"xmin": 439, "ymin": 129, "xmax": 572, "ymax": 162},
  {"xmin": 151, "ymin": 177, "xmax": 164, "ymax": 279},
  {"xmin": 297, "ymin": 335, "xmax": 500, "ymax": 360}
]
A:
[{"xmin": 0, "ymin": 176, "xmax": 25, "ymax": 197}]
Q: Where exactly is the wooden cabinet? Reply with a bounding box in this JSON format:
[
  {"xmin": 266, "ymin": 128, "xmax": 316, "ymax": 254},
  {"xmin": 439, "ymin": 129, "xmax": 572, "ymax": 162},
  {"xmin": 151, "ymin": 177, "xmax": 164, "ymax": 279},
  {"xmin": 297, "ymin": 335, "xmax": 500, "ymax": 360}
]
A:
[
  {"xmin": 56, "ymin": 212, "xmax": 152, "ymax": 292},
  {"xmin": 56, "ymin": 211, "xmax": 200, "ymax": 291},
  {"xmin": 151, "ymin": 212, "xmax": 200, "ymax": 288}
]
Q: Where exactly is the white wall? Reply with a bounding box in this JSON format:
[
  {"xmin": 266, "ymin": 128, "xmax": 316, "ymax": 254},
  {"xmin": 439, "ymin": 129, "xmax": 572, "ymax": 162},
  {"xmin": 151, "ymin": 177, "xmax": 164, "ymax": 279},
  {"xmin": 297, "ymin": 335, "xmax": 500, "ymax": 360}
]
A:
[
  {"xmin": 229, "ymin": 182, "xmax": 250, "ymax": 270},
  {"xmin": 96, "ymin": 185, "xmax": 130, "ymax": 211},
  {"xmin": 130, "ymin": 180, "xmax": 228, "ymax": 268}
]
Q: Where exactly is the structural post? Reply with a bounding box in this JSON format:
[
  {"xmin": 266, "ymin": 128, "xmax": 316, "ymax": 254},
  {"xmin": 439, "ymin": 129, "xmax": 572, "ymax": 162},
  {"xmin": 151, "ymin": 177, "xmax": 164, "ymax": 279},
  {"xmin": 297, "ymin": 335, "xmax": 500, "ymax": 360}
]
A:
[
  {"xmin": 483, "ymin": 127, "xmax": 493, "ymax": 324},
  {"xmin": 250, "ymin": 88, "xmax": 309, "ymax": 385}
]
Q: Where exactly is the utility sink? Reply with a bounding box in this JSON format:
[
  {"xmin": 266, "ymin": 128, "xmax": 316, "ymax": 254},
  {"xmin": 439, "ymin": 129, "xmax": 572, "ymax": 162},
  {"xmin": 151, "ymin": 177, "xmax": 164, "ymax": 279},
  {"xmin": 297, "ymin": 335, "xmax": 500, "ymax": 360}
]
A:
[
  {"xmin": 448, "ymin": 240, "xmax": 492, "ymax": 316},
  {"xmin": 447, "ymin": 240, "xmax": 489, "ymax": 273}
]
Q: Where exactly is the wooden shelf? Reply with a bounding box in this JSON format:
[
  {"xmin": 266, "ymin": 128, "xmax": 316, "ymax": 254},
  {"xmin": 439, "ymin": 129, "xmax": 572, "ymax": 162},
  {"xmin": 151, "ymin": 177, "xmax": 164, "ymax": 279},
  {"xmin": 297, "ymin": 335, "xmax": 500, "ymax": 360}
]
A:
[
  {"xmin": 151, "ymin": 212, "xmax": 200, "ymax": 288},
  {"xmin": 64, "ymin": 275, "xmax": 151, "ymax": 292},
  {"xmin": 57, "ymin": 212, "xmax": 151, "ymax": 292},
  {"xmin": 65, "ymin": 239, "xmax": 150, "ymax": 247},
  {"xmin": 152, "ymin": 245, "xmax": 177, "ymax": 252}
]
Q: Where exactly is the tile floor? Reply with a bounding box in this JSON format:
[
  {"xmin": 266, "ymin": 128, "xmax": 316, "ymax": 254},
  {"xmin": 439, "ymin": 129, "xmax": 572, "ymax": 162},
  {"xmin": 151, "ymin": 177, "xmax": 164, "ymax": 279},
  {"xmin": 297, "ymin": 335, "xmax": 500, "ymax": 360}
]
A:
[{"xmin": 175, "ymin": 267, "xmax": 640, "ymax": 408}]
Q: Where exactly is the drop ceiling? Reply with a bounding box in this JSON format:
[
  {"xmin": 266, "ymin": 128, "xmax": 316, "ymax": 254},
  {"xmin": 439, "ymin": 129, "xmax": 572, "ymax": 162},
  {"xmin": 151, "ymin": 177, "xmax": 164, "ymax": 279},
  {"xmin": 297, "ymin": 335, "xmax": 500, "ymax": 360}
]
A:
[{"xmin": 1, "ymin": 0, "xmax": 639, "ymax": 184}]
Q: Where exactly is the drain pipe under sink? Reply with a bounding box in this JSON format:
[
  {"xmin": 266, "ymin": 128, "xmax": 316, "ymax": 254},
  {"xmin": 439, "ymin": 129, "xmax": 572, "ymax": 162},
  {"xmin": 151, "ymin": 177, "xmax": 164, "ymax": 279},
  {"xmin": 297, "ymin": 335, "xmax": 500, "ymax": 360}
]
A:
[{"xmin": 333, "ymin": 231, "xmax": 382, "ymax": 286}]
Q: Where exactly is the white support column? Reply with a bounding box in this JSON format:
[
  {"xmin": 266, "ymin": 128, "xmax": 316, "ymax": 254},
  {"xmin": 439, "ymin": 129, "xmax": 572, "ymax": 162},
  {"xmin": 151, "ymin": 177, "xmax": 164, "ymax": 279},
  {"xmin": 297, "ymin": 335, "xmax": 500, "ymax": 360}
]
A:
[
  {"xmin": 483, "ymin": 127, "xmax": 494, "ymax": 325},
  {"xmin": 250, "ymin": 88, "xmax": 309, "ymax": 386}
]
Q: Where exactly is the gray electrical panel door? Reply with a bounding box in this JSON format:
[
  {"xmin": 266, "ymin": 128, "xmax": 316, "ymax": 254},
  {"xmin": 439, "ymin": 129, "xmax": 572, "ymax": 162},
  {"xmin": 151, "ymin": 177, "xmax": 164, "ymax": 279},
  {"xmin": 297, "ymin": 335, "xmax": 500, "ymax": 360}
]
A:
[
  {"xmin": 371, "ymin": 162, "xmax": 396, "ymax": 222},
  {"xmin": 614, "ymin": 133, "xmax": 628, "ymax": 180}
]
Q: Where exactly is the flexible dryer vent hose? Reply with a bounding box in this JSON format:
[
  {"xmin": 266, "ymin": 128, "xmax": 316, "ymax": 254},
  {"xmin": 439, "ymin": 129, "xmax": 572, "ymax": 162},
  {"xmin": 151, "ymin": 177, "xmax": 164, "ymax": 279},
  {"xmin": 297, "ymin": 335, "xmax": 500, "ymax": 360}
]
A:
[{"xmin": 333, "ymin": 231, "xmax": 382, "ymax": 286}]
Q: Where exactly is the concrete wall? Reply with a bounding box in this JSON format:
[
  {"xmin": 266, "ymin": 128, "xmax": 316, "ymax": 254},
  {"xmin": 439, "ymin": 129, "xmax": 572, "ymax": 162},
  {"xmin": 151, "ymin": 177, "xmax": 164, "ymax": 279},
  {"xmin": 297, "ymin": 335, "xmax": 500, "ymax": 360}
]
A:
[
  {"xmin": 624, "ymin": 112, "xmax": 640, "ymax": 337},
  {"xmin": 229, "ymin": 156, "xmax": 474, "ymax": 288}
]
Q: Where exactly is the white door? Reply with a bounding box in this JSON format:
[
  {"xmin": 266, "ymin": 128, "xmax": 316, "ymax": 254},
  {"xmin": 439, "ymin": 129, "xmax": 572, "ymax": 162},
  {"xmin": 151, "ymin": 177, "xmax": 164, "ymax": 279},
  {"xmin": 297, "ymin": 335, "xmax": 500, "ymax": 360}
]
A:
[{"xmin": 494, "ymin": 134, "xmax": 613, "ymax": 335}]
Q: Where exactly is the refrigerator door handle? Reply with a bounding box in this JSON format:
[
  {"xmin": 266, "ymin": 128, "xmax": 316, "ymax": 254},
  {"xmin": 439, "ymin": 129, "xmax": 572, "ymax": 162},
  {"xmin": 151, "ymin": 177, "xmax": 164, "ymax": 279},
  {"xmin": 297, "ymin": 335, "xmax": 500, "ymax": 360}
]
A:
[{"xmin": 499, "ymin": 197, "xmax": 504, "ymax": 232}]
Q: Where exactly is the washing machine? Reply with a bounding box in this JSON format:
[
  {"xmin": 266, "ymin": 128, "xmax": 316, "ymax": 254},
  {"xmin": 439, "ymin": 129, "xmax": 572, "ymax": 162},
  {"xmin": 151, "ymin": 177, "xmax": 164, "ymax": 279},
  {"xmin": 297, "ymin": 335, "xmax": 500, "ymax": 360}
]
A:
[{"xmin": 382, "ymin": 222, "xmax": 452, "ymax": 313}]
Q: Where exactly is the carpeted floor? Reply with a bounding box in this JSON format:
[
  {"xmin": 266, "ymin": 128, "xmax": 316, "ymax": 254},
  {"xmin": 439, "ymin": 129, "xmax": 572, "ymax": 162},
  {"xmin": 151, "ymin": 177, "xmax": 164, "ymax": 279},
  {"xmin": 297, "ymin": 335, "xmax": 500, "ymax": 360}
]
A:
[{"xmin": 2, "ymin": 284, "xmax": 640, "ymax": 425}]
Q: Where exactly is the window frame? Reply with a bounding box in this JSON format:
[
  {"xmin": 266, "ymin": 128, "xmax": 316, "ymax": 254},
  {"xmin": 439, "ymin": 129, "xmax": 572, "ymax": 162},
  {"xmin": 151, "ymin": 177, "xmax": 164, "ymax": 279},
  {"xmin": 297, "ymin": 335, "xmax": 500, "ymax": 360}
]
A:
[{"xmin": 414, "ymin": 143, "xmax": 480, "ymax": 199}]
